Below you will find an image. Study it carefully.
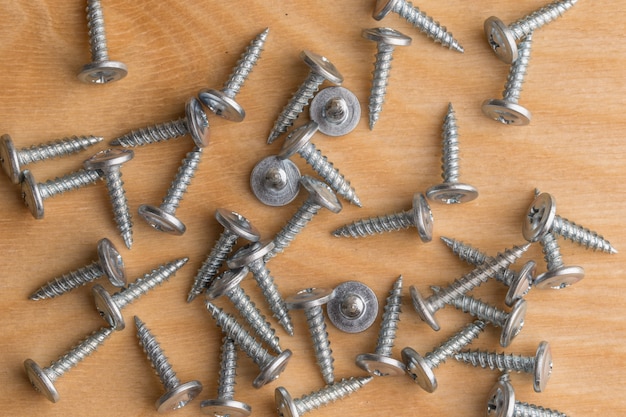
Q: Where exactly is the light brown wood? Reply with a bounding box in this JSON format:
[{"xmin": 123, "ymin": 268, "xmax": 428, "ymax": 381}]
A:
[{"xmin": 2, "ymin": 1, "xmax": 625, "ymax": 416}]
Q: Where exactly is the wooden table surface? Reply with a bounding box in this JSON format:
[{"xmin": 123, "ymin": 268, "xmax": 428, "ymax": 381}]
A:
[{"xmin": 2, "ymin": 1, "xmax": 625, "ymax": 416}]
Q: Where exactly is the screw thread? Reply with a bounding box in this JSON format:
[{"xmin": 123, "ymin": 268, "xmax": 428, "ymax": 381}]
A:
[
  {"xmin": 368, "ymin": 43, "xmax": 394, "ymax": 130},
  {"xmin": 508, "ymin": 0, "xmax": 578, "ymax": 41},
  {"xmin": 30, "ymin": 261, "xmax": 104, "ymax": 301},
  {"xmin": 332, "ymin": 210, "xmax": 414, "ymax": 238},
  {"xmin": 454, "ymin": 350, "xmax": 535, "ymax": 374},
  {"xmin": 445, "ymin": 293, "xmax": 509, "ymax": 327},
  {"xmin": 110, "ymin": 118, "xmax": 189, "ymax": 147},
  {"xmin": 38, "ymin": 169, "xmax": 103, "ymax": 200},
  {"xmin": 102, "ymin": 168, "xmax": 133, "ymax": 249},
  {"xmin": 552, "ymin": 215, "xmax": 617, "ymax": 254},
  {"xmin": 160, "ymin": 148, "xmax": 202, "ymax": 214},
  {"xmin": 267, "ymin": 202, "xmax": 321, "ymax": 258},
  {"xmin": 216, "ymin": 337, "xmax": 238, "ymax": 400},
  {"xmin": 17, "ymin": 136, "xmax": 102, "ymax": 166},
  {"xmin": 248, "ymin": 261, "xmax": 294, "ymax": 336},
  {"xmin": 440, "ymin": 103, "xmax": 460, "ymax": 183},
  {"xmin": 502, "ymin": 34, "xmax": 533, "ymax": 103},
  {"xmin": 222, "ymin": 28, "xmax": 269, "ymax": 98},
  {"xmin": 374, "ymin": 276, "xmax": 403, "ymax": 357},
  {"xmin": 540, "ymin": 233, "xmax": 563, "ymax": 271},
  {"xmin": 85, "ymin": 0, "xmax": 110, "ymax": 62},
  {"xmin": 134, "ymin": 317, "xmax": 181, "ymax": 391},
  {"xmin": 188, "ymin": 232, "xmax": 238, "ymax": 302},
  {"xmin": 304, "ymin": 306, "xmax": 335, "ymax": 385},
  {"xmin": 425, "ymin": 320, "xmax": 485, "ymax": 368},
  {"xmin": 294, "ymin": 376, "xmax": 373, "ymax": 416},
  {"xmin": 513, "ymin": 401, "xmax": 569, "ymax": 417}
]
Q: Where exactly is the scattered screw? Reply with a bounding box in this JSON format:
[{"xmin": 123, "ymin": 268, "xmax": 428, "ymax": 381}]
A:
[
  {"xmin": 487, "ymin": 373, "xmax": 569, "ymax": 417},
  {"xmin": 535, "ymin": 232, "xmax": 584, "ymax": 289},
  {"xmin": 327, "ymin": 280, "xmax": 378, "ymax": 334},
  {"xmin": 250, "ymin": 155, "xmax": 301, "ymax": 207},
  {"xmin": 309, "ymin": 86, "xmax": 361, "ymax": 136}
]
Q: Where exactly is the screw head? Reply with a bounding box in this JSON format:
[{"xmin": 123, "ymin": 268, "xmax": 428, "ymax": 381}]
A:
[
  {"xmin": 0, "ymin": 134, "xmax": 22, "ymax": 184},
  {"xmin": 505, "ymin": 260, "xmax": 536, "ymax": 307},
  {"xmin": 84, "ymin": 148, "xmax": 134, "ymax": 171},
  {"xmin": 97, "ymin": 237, "xmax": 126, "ymax": 287},
  {"xmin": 310, "ymin": 87, "xmax": 361, "ymax": 137},
  {"xmin": 253, "ymin": 349, "xmax": 292, "ymax": 388},
  {"xmin": 200, "ymin": 398, "xmax": 252, "ymax": 417},
  {"xmin": 279, "ymin": 121, "xmax": 319, "ymax": 159},
  {"xmin": 533, "ymin": 265, "xmax": 585, "ymax": 290},
  {"xmin": 215, "ymin": 208, "xmax": 261, "ymax": 242},
  {"xmin": 250, "ymin": 156, "xmax": 301, "ymax": 207},
  {"xmin": 412, "ymin": 193, "xmax": 434, "ymax": 242},
  {"xmin": 522, "ymin": 192, "xmax": 556, "ymax": 242},
  {"xmin": 534, "ymin": 341, "xmax": 553, "ymax": 393},
  {"xmin": 228, "ymin": 240, "xmax": 275, "ymax": 269},
  {"xmin": 156, "ymin": 380, "xmax": 203, "ymax": 412},
  {"xmin": 484, "ymin": 16, "xmax": 518, "ymax": 64},
  {"xmin": 300, "ymin": 175, "xmax": 343, "ymax": 213},
  {"xmin": 409, "ymin": 285, "xmax": 439, "ymax": 331},
  {"xmin": 327, "ymin": 281, "xmax": 378, "ymax": 333},
  {"xmin": 185, "ymin": 97, "xmax": 211, "ymax": 148},
  {"xmin": 286, "ymin": 287, "xmax": 335, "ymax": 310},
  {"xmin": 137, "ymin": 204, "xmax": 187, "ymax": 236},
  {"xmin": 24, "ymin": 359, "xmax": 60, "ymax": 403},
  {"xmin": 401, "ymin": 347, "xmax": 438, "ymax": 392},
  {"xmin": 362, "ymin": 27, "xmax": 412, "ymax": 46},
  {"xmin": 500, "ymin": 298, "xmax": 527, "ymax": 347},
  {"xmin": 198, "ymin": 88, "xmax": 245, "ymax": 122},
  {"xmin": 300, "ymin": 50, "xmax": 343, "ymax": 85},
  {"xmin": 482, "ymin": 99, "xmax": 532, "ymax": 126},
  {"xmin": 92, "ymin": 284, "xmax": 125, "ymax": 330},
  {"xmin": 274, "ymin": 386, "xmax": 299, "ymax": 417},
  {"xmin": 372, "ymin": 0, "xmax": 401, "ymax": 20},
  {"xmin": 426, "ymin": 182, "xmax": 479, "ymax": 205},
  {"xmin": 486, "ymin": 378, "xmax": 516, "ymax": 417},
  {"xmin": 205, "ymin": 267, "xmax": 249, "ymax": 300},
  {"xmin": 356, "ymin": 353, "xmax": 406, "ymax": 377},
  {"xmin": 78, "ymin": 60, "xmax": 128, "ymax": 84},
  {"xmin": 20, "ymin": 169, "xmax": 45, "ymax": 219}
]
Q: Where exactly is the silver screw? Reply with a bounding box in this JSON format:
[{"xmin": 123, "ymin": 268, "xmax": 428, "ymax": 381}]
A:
[
  {"xmin": 24, "ymin": 326, "xmax": 114, "ymax": 403},
  {"xmin": 484, "ymin": 0, "xmax": 579, "ymax": 64},
  {"xmin": 309, "ymin": 86, "xmax": 361, "ymax": 137},
  {"xmin": 266, "ymin": 50, "xmax": 343, "ymax": 144},
  {"xmin": 250, "ymin": 155, "xmax": 301, "ymax": 207},
  {"xmin": 372, "ymin": 0, "xmax": 464, "ymax": 52},
  {"xmin": 455, "ymin": 340, "xmax": 553, "ymax": 392},
  {"xmin": 200, "ymin": 337, "xmax": 251, "ymax": 417},
  {"xmin": 187, "ymin": 209, "xmax": 260, "ymax": 303},
  {"xmin": 20, "ymin": 168, "xmax": 103, "ymax": 219},
  {"xmin": 78, "ymin": 0, "xmax": 128, "ymax": 84},
  {"xmin": 356, "ymin": 275, "xmax": 405, "ymax": 377},
  {"xmin": 138, "ymin": 146, "xmax": 203, "ymax": 236},
  {"xmin": 0, "ymin": 134, "xmax": 102, "ymax": 184},
  {"xmin": 279, "ymin": 121, "xmax": 361, "ymax": 207},
  {"xmin": 198, "ymin": 28, "xmax": 269, "ymax": 122},
  {"xmin": 332, "ymin": 192, "xmax": 432, "ymax": 241},
  {"xmin": 205, "ymin": 302, "xmax": 292, "ymax": 389},
  {"xmin": 92, "ymin": 257, "xmax": 189, "ymax": 330},
  {"xmin": 401, "ymin": 320, "xmax": 486, "ymax": 392},
  {"xmin": 327, "ymin": 280, "xmax": 378, "ymax": 334},
  {"xmin": 275, "ymin": 376, "xmax": 373, "ymax": 417},
  {"xmin": 487, "ymin": 373, "xmax": 569, "ymax": 417},
  {"xmin": 534, "ymin": 232, "xmax": 584, "ymax": 289},
  {"xmin": 362, "ymin": 27, "xmax": 411, "ymax": 130},
  {"xmin": 110, "ymin": 97, "xmax": 210, "ymax": 148},
  {"xmin": 410, "ymin": 243, "xmax": 529, "ymax": 331},
  {"xmin": 482, "ymin": 33, "xmax": 534, "ymax": 126},
  {"xmin": 134, "ymin": 316, "xmax": 203, "ymax": 412},
  {"xmin": 426, "ymin": 103, "xmax": 478, "ymax": 204},
  {"xmin": 29, "ymin": 238, "xmax": 126, "ymax": 300}
]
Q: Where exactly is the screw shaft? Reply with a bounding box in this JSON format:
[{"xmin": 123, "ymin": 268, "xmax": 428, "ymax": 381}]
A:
[
  {"xmin": 514, "ymin": 401, "xmax": 569, "ymax": 417},
  {"xmin": 425, "ymin": 320, "xmax": 485, "ymax": 368},
  {"xmin": 160, "ymin": 148, "xmax": 202, "ymax": 214},
  {"xmin": 135, "ymin": 316, "xmax": 181, "ymax": 391},
  {"xmin": 440, "ymin": 103, "xmax": 460, "ymax": 183},
  {"xmin": 444, "ymin": 293, "xmax": 509, "ymax": 327},
  {"xmin": 30, "ymin": 261, "xmax": 103, "ymax": 301},
  {"xmin": 101, "ymin": 167, "xmax": 133, "ymax": 249},
  {"xmin": 503, "ymin": 34, "xmax": 533, "ymax": 103},
  {"xmin": 508, "ymin": 0, "xmax": 578, "ymax": 42},
  {"xmin": 540, "ymin": 232, "xmax": 563, "ymax": 271},
  {"xmin": 293, "ymin": 376, "xmax": 373, "ymax": 416},
  {"xmin": 37, "ymin": 169, "xmax": 103, "ymax": 200},
  {"xmin": 551, "ymin": 215, "xmax": 617, "ymax": 254},
  {"xmin": 17, "ymin": 136, "xmax": 102, "ymax": 166},
  {"xmin": 188, "ymin": 232, "xmax": 239, "ymax": 301},
  {"xmin": 248, "ymin": 260, "xmax": 294, "ymax": 336},
  {"xmin": 265, "ymin": 202, "xmax": 321, "ymax": 260},
  {"xmin": 111, "ymin": 118, "xmax": 189, "ymax": 147},
  {"xmin": 332, "ymin": 210, "xmax": 414, "ymax": 238},
  {"xmin": 304, "ymin": 305, "xmax": 335, "ymax": 385},
  {"xmin": 368, "ymin": 42, "xmax": 394, "ymax": 130},
  {"xmin": 222, "ymin": 28, "xmax": 269, "ymax": 98},
  {"xmin": 455, "ymin": 350, "xmax": 535, "ymax": 374},
  {"xmin": 85, "ymin": 0, "xmax": 110, "ymax": 63},
  {"xmin": 374, "ymin": 275, "xmax": 402, "ymax": 357},
  {"xmin": 216, "ymin": 337, "xmax": 238, "ymax": 400}
]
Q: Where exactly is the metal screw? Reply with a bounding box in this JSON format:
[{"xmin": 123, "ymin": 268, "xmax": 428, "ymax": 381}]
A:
[
  {"xmin": 138, "ymin": 146, "xmax": 203, "ymax": 236},
  {"xmin": 200, "ymin": 337, "xmax": 251, "ymax": 417},
  {"xmin": 198, "ymin": 28, "xmax": 269, "ymax": 122},
  {"xmin": 205, "ymin": 303, "xmax": 292, "ymax": 389},
  {"xmin": 484, "ymin": 0, "xmax": 579, "ymax": 64},
  {"xmin": 266, "ymin": 50, "xmax": 343, "ymax": 144},
  {"xmin": 487, "ymin": 373, "xmax": 569, "ymax": 417},
  {"xmin": 332, "ymin": 192, "xmax": 432, "ymax": 241},
  {"xmin": 250, "ymin": 155, "xmax": 301, "ymax": 207},
  {"xmin": 92, "ymin": 257, "xmax": 189, "ymax": 330},
  {"xmin": 362, "ymin": 27, "xmax": 411, "ymax": 130},
  {"xmin": 0, "ymin": 134, "xmax": 102, "ymax": 184},
  {"xmin": 309, "ymin": 86, "xmax": 361, "ymax": 136},
  {"xmin": 356, "ymin": 275, "xmax": 405, "ymax": 377},
  {"xmin": 327, "ymin": 280, "xmax": 378, "ymax": 334},
  {"xmin": 24, "ymin": 326, "xmax": 114, "ymax": 403},
  {"xmin": 535, "ymin": 232, "xmax": 584, "ymax": 289},
  {"xmin": 426, "ymin": 103, "xmax": 478, "ymax": 204},
  {"xmin": 401, "ymin": 320, "xmax": 486, "ymax": 392},
  {"xmin": 134, "ymin": 316, "xmax": 203, "ymax": 412},
  {"xmin": 275, "ymin": 376, "xmax": 373, "ymax": 417},
  {"xmin": 482, "ymin": 33, "xmax": 534, "ymax": 126},
  {"xmin": 20, "ymin": 168, "xmax": 103, "ymax": 219},
  {"xmin": 455, "ymin": 340, "xmax": 553, "ymax": 392},
  {"xmin": 279, "ymin": 121, "xmax": 361, "ymax": 207},
  {"xmin": 410, "ymin": 243, "xmax": 529, "ymax": 331},
  {"xmin": 372, "ymin": 0, "xmax": 464, "ymax": 52},
  {"xmin": 110, "ymin": 97, "xmax": 210, "ymax": 148},
  {"xmin": 187, "ymin": 209, "xmax": 260, "ymax": 302},
  {"xmin": 78, "ymin": 0, "xmax": 127, "ymax": 84},
  {"xmin": 29, "ymin": 237, "xmax": 126, "ymax": 300}
]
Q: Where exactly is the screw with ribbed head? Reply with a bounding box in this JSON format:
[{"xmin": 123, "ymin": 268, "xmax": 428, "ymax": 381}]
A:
[
  {"xmin": 138, "ymin": 146, "xmax": 203, "ymax": 236},
  {"xmin": 24, "ymin": 326, "xmax": 114, "ymax": 403},
  {"xmin": 0, "ymin": 134, "xmax": 102, "ymax": 184},
  {"xmin": 92, "ymin": 257, "xmax": 188, "ymax": 330},
  {"xmin": 485, "ymin": 0, "xmax": 578, "ymax": 64},
  {"xmin": 275, "ymin": 376, "xmax": 373, "ymax": 417},
  {"xmin": 487, "ymin": 373, "xmax": 569, "ymax": 417},
  {"xmin": 309, "ymin": 86, "xmax": 361, "ymax": 137},
  {"xmin": 199, "ymin": 28, "xmax": 269, "ymax": 123},
  {"xmin": 402, "ymin": 320, "xmax": 486, "ymax": 392},
  {"xmin": 279, "ymin": 121, "xmax": 361, "ymax": 207},
  {"xmin": 250, "ymin": 155, "xmax": 301, "ymax": 207},
  {"xmin": 356, "ymin": 275, "xmax": 405, "ymax": 377},
  {"xmin": 267, "ymin": 50, "xmax": 343, "ymax": 144},
  {"xmin": 410, "ymin": 243, "xmax": 529, "ymax": 331},
  {"xmin": 134, "ymin": 316, "xmax": 203, "ymax": 412},
  {"xmin": 205, "ymin": 303, "xmax": 292, "ymax": 388},
  {"xmin": 455, "ymin": 340, "xmax": 552, "ymax": 393},
  {"xmin": 534, "ymin": 232, "xmax": 584, "ymax": 289},
  {"xmin": 362, "ymin": 27, "xmax": 412, "ymax": 130},
  {"xmin": 78, "ymin": 0, "xmax": 127, "ymax": 84},
  {"xmin": 187, "ymin": 209, "xmax": 260, "ymax": 302}
]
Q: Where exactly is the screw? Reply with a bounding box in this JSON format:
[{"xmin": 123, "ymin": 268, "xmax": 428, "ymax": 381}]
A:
[
  {"xmin": 372, "ymin": 0, "xmax": 464, "ymax": 52},
  {"xmin": 24, "ymin": 326, "xmax": 114, "ymax": 403},
  {"xmin": 227, "ymin": 240, "xmax": 294, "ymax": 336},
  {"xmin": 327, "ymin": 280, "xmax": 378, "ymax": 334},
  {"xmin": 279, "ymin": 121, "xmax": 361, "ymax": 207},
  {"xmin": 187, "ymin": 209, "xmax": 260, "ymax": 302},
  {"xmin": 0, "ymin": 134, "xmax": 102, "ymax": 184},
  {"xmin": 484, "ymin": 0, "xmax": 579, "ymax": 64},
  {"xmin": 138, "ymin": 146, "xmax": 203, "ymax": 235},
  {"xmin": 29, "ymin": 238, "xmax": 126, "ymax": 300},
  {"xmin": 134, "ymin": 316, "xmax": 203, "ymax": 412},
  {"xmin": 198, "ymin": 28, "xmax": 269, "ymax": 122},
  {"xmin": 275, "ymin": 376, "xmax": 373, "ymax": 417},
  {"xmin": 92, "ymin": 257, "xmax": 188, "ymax": 330},
  {"xmin": 410, "ymin": 243, "xmax": 529, "ymax": 331},
  {"xmin": 482, "ymin": 33, "xmax": 534, "ymax": 126},
  {"xmin": 426, "ymin": 103, "xmax": 478, "ymax": 204},
  {"xmin": 535, "ymin": 232, "xmax": 584, "ymax": 289},
  {"xmin": 110, "ymin": 97, "xmax": 210, "ymax": 148},
  {"xmin": 487, "ymin": 373, "xmax": 569, "ymax": 417},
  {"xmin": 455, "ymin": 340, "xmax": 553, "ymax": 392},
  {"xmin": 356, "ymin": 275, "xmax": 405, "ymax": 377},
  {"xmin": 205, "ymin": 303, "xmax": 292, "ymax": 388},
  {"xmin": 332, "ymin": 192, "xmax": 433, "ymax": 242},
  {"xmin": 401, "ymin": 320, "xmax": 486, "ymax": 392},
  {"xmin": 362, "ymin": 27, "xmax": 412, "ymax": 130},
  {"xmin": 250, "ymin": 155, "xmax": 301, "ymax": 207},
  {"xmin": 78, "ymin": 0, "xmax": 127, "ymax": 84},
  {"xmin": 20, "ymin": 168, "xmax": 103, "ymax": 219},
  {"xmin": 200, "ymin": 337, "xmax": 251, "ymax": 417},
  {"xmin": 309, "ymin": 86, "xmax": 361, "ymax": 137},
  {"xmin": 266, "ymin": 50, "xmax": 343, "ymax": 144}
]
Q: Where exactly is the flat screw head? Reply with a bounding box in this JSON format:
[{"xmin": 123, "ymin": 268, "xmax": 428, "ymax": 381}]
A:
[
  {"xmin": 409, "ymin": 285, "xmax": 439, "ymax": 331},
  {"xmin": 156, "ymin": 380, "xmax": 203, "ymax": 413},
  {"xmin": 97, "ymin": 237, "xmax": 126, "ymax": 287},
  {"xmin": 523, "ymin": 192, "xmax": 556, "ymax": 242},
  {"xmin": 300, "ymin": 176, "xmax": 343, "ymax": 213},
  {"xmin": 327, "ymin": 281, "xmax": 378, "ymax": 333},
  {"xmin": 215, "ymin": 208, "xmax": 261, "ymax": 242},
  {"xmin": 92, "ymin": 284, "xmax": 125, "ymax": 330},
  {"xmin": 482, "ymin": 99, "xmax": 531, "ymax": 126},
  {"xmin": 534, "ymin": 341, "xmax": 553, "ymax": 393},
  {"xmin": 20, "ymin": 169, "xmax": 45, "ymax": 219},
  {"xmin": 309, "ymin": 87, "xmax": 361, "ymax": 137},
  {"xmin": 185, "ymin": 97, "xmax": 211, "ymax": 148},
  {"xmin": 23, "ymin": 359, "xmax": 59, "ymax": 403},
  {"xmin": 426, "ymin": 182, "xmax": 479, "ymax": 205},
  {"xmin": 280, "ymin": 121, "xmax": 319, "ymax": 159},
  {"xmin": 362, "ymin": 27, "xmax": 412, "ymax": 46},
  {"xmin": 500, "ymin": 298, "xmax": 527, "ymax": 347},
  {"xmin": 138, "ymin": 204, "xmax": 187, "ymax": 235},
  {"xmin": 533, "ymin": 265, "xmax": 585, "ymax": 290},
  {"xmin": 300, "ymin": 50, "xmax": 343, "ymax": 85},
  {"xmin": 413, "ymin": 193, "xmax": 434, "ymax": 242},
  {"xmin": 205, "ymin": 267, "xmax": 248, "ymax": 300},
  {"xmin": 84, "ymin": 148, "xmax": 134, "ymax": 171},
  {"xmin": 200, "ymin": 399, "xmax": 252, "ymax": 417},
  {"xmin": 198, "ymin": 89, "xmax": 245, "ymax": 122},
  {"xmin": 286, "ymin": 287, "xmax": 335, "ymax": 310},
  {"xmin": 372, "ymin": 0, "xmax": 401, "ymax": 20},
  {"xmin": 484, "ymin": 16, "xmax": 518, "ymax": 64},
  {"xmin": 486, "ymin": 379, "xmax": 516, "ymax": 417},
  {"xmin": 227, "ymin": 240, "xmax": 275, "ymax": 269},
  {"xmin": 78, "ymin": 60, "xmax": 128, "ymax": 84},
  {"xmin": 505, "ymin": 260, "xmax": 536, "ymax": 306},
  {"xmin": 250, "ymin": 156, "xmax": 301, "ymax": 207},
  {"xmin": 253, "ymin": 349, "xmax": 293, "ymax": 389},
  {"xmin": 356, "ymin": 352, "xmax": 406, "ymax": 377},
  {"xmin": 0, "ymin": 134, "xmax": 21, "ymax": 184},
  {"xmin": 275, "ymin": 386, "xmax": 299, "ymax": 417},
  {"xmin": 401, "ymin": 347, "xmax": 437, "ymax": 392}
]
